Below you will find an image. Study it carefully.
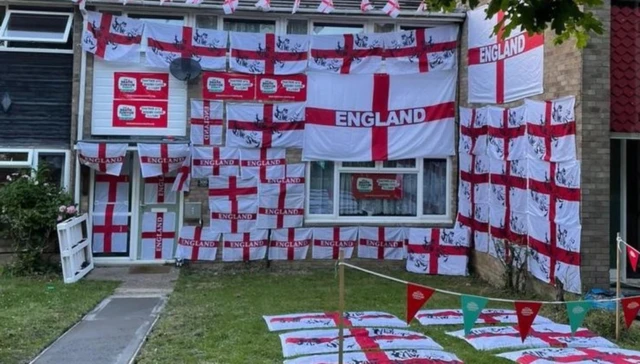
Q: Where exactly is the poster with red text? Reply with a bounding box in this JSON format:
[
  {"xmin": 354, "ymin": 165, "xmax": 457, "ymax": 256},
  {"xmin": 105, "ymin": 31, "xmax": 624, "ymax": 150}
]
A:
[
  {"xmin": 202, "ymin": 72, "xmax": 256, "ymax": 101},
  {"xmin": 351, "ymin": 174, "xmax": 403, "ymax": 200},
  {"xmin": 114, "ymin": 72, "xmax": 169, "ymax": 100},
  {"xmin": 112, "ymin": 99, "xmax": 168, "ymax": 128},
  {"xmin": 256, "ymin": 74, "xmax": 307, "ymax": 102}
]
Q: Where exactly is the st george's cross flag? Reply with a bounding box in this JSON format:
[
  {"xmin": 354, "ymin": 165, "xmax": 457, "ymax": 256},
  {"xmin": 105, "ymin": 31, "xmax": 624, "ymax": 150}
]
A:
[
  {"xmin": 240, "ymin": 148, "xmax": 286, "ymax": 181},
  {"xmin": 312, "ymin": 227, "xmax": 359, "ymax": 260},
  {"xmin": 264, "ymin": 311, "xmax": 408, "ymax": 332},
  {"xmin": 269, "ymin": 228, "xmax": 312, "ymax": 260},
  {"xmin": 256, "ymin": 183, "xmax": 304, "ymax": 229},
  {"xmin": 208, "ymin": 176, "xmax": 258, "ymax": 203},
  {"xmin": 210, "ymin": 197, "xmax": 257, "ymax": 233},
  {"xmin": 82, "ymin": 11, "xmax": 144, "ymax": 62},
  {"xmin": 458, "ymin": 107, "xmax": 488, "ymax": 156},
  {"xmin": 317, "ymin": 0, "xmax": 334, "ymax": 13},
  {"xmin": 230, "ymin": 32, "xmax": 309, "ymax": 75},
  {"xmin": 77, "ymin": 142, "xmax": 128, "ymax": 176},
  {"xmin": 382, "ymin": 0, "xmax": 401, "ymax": 18},
  {"xmin": 467, "ymin": 5, "xmax": 544, "ymax": 104},
  {"xmin": 140, "ymin": 212, "xmax": 176, "ymax": 260},
  {"xmin": 528, "ymin": 159, "xmax": 581, "ymax": 225},
  {"xmin": 358, "ymin": 226, "xmax": 406, "ymax": 260},
  {"xmin": 260, "ymin": 163, "xmax": 305, "ymax": 195},
  {"xmin": 304, "ymin": 72, "xmax": 456, "ymax": 161},
  {"xmin": 283, "ymin": 349, "xmax": 463, "ymax": 364},
  {"xmin": 226, "ymin": 102, "xmax": 305, "ymax": 149},
  {"xmin": 190, "ymin": 100, "xmax": 223, "ymax": 146},
  {"xmin": 489, "ymin": 158, "xmax": 528, "ymax": 244},
  {"xmin": 406, "ymin": 227, "xmax": 470, "ymax": 276},
  {"xmin": 92, "ymin": 203, "xmax": 129, "ymax": 254},
  {"xmin": 223, "ymin": 0, "xmax": 239, "ymax": 14},
  {"xmin": 415, "ymin": 309, "xmax": 553, "ymax": 326},
  {"xmin": 383, "ymin": 26, "xmax": 458, "ymax": 75},
  {"xmin": 138, "ymin": 143, "xmax": 190, "ymax": 178},
  {"xmin": 222, "ymin": 230, "xmax": 269, "ymax": 261},
  {"xmin": 171, "ymin": 155, "xmax": 191, "ymax": 192},
  {"xmin": 145, "ymin": 23, "xmax": 227, "ymax": 70},
  {"xmin": 191, "ymin": 146, "xmax": 240, "ymax": 178},
  {"xmin": 360, "ymin": 0, "xmax": 374, "ymax": 12},
  {"xmin": 486, "ymin": 105, "xmax": 527, "ymax": 161},
  {"xmin": 497, "ymin": 347, "xmax": 640, "ymax": 363},
  {"xmin": 525, "ymin": 96, "xmax": 577, "ymax": 162},
  {"xmin": 309, "ymin": 33, "xmax": 384, "ymax": 74},
  {"xmin": 144, "ymin": 175, "xmax": 177, "ymax": 204},
  {"xmin": 175, "ymin": 226, "xmax": 219, "ymax": 261},
  {"xmin": 95, "ymin": 172, "xmax": 130, "ymax": 205},
  {"xmin": 255, "ymin": 0, "xmax": 271, "ymax": 11}
]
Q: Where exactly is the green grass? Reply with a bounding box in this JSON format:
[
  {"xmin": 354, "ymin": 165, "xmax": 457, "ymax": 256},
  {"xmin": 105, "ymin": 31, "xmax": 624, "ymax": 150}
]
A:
[
  {"xmin": 0, "ymin": 275, "xmax": 119, "ymax": 364},
  {"xmin": 137, "ymin": 266, "xmax": 640, "ymax": 364}
]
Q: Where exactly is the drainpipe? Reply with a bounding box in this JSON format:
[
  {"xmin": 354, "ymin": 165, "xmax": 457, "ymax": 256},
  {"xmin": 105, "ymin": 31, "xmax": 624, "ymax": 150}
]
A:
[{"xmin": 74, "ymin": 22, "xmax": 88, "ymax": 206}]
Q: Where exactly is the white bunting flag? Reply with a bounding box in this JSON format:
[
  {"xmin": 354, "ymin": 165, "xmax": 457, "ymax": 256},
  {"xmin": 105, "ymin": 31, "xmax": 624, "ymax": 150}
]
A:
[
  {"xmin": 406, "ymin": 227, "xmax": 470, "ymax": 276},
  {"xmin": 487, "ymin": 105, "xmax": 527, "ymax": 160},
  {"xmin": 137, "ymin": 143, "xmax": 190, "ymax": 178},
  {"xmin": 92, "ymin": 203, "xmax": 129, "ymax": 254},
  {"xmin": 525, "ymin": 96, "xmax": 577, "ymax": 162},
  {"xmin": 383, "ymin": 26, "xmax": 458, "ymax": 75},
  {"xmin": 269, "ymin": 228, "xmax": 312, "ymax": 260},
  {"xmin": 95, "ymin": 173, "xmax": 130, "ymax": 205},
  {"xmin": 140, "ymin": 212, "xmax": 176, "ymax": 260},
  {"xmin": 458, "ymin": 107, "xmax": 488, "ymax": 156},
  {"xmin": 230, "ymin": 33, "xmax": 309, "ymax": 75},
  {"xmin": 312, "ymin": 227, "xmax": 358, "ymax": 260},
  {"xmin": 382, "ymin": 0, "xmax": 401, "ymax": 18},
  {"xmin": 190, "ymin": 100, "xmax": 223, "ymax": 146},
  {"xmin": 498, "ymin": 348, "xmax": 640, "ymax": 364},
  {"xmin": 82, "ymin": 11, "xmax": 144, "ymax": 62},
  {"xmin": 317, "ymin": 0, "xmax": 334, "ymax": 13},
  {"xmin": 467, "ymin": 5, "xmax": 544, "ymax": 104},
  {"xmin": 172, "ymin": 155, "xmax": 191, "ymax": 192},
  {"xmin": 144, "ymin": 175, "xmax": 177, "ymax": 204},
  {"xmin": 208, "ymin": 175, "xmax": 258, "ymax": 202},
  {"xmin": 175, "ymin": 226, "xmax": 219, "ymax": 261},
  {"xmin": 240, "ymin": 148, "xmax": 286, "ymax": 181},
  {"xmin": 303, "ymin": 72, "xmax": 456, "ymax": 161},
  {"xmin": 145, "ymin": 23, "xmax": 227, "ymax": 70},
  {"xmin": 264, "ymin": 312, "xmax": 408, "ymax": 332},
  {"xmin": 358, "ymin": 226, "xmax": 406, "ymax": 260},
  {"xmin": 77, "ymin": 142, "xmax": 128, "ymax": 176},
  {"xmin": 223, "ymin": 0, "xmax": 239, "ymax": 14},
  {"xmin": 192, "ymin": 146, "xmax": 240, "ymax": 178},
  {"xmin": 222, "ymin": 230, "xmax": 269, "ymax": 262},
  {"xmin": 309, "ymin": 33, "xmax": 385, "ymax": 74},
  {"xmin": 226, "ymin": 103, "xmax": 305, "ymax": 149},
  {"xmin": 210, "ymin": 197, "xmax": 257, "ymax": 233},
  {"xmin": 284, "ymin": 350, "xmax": 463, "ymax": 364}
]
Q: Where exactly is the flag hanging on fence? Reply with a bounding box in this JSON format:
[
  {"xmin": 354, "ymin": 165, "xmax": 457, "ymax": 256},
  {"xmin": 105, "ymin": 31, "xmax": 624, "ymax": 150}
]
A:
[
  {"xmin": 311, "ymin": 227, "xmax": 358, "ymax": 260},
  {"xmin": 77, "ymin": 142, "xmax": 128, "ymax": 176},
  {"xmin": 309, "ymin": 33, "xmax": 384, "ymax": 74},
  {"xmin": 175, "ymin": 226, "xmax": 219, "ymax": 261},
  {"xmin": 383, "ymin": 26, "xmax": 458, "ymax": 75},
  {"xmin": 190, "ymin": 100, "xmax": 224, "ymax": 146},
  {"xmin": 222, "ymin": 230, "xmax": 269, "ymax": 261},
  {"xmin": 269, "ymin": 228, "xmax": 312, "ymax": 260},
  {"xmin": 140, "ymin": 211, "xmax": 176, "ymax": 260},
  {"xmin": 192, "ymin": 146, "xmax": 240, "ymax": 178},
  {"xmin": 138, "ymin": 143, "xmax": 190, "ymax": 178},
  {"xmin": 226, "ymin": 102, "xmax": 305, "ymax": 148},
  {"xmin": 82, "ymin": 11, "xmax": 144, "ymax": 62},
  {"xmin": 230, "ymin": 32, "xmax": 309, "ymax": 74}
]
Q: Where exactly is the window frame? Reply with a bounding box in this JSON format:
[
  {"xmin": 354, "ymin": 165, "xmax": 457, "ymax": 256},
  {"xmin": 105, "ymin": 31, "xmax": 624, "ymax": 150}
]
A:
[
  {"xmin": 0, "ymin": 148, "xmax": 70, "ymax": 190},
  {"xmin": 305, "ymin": 157, "xmax": 453, "ymax": 225},
  {"xmin": 0, "ymin": 10, "xmax": 73, "ymax": 44}
]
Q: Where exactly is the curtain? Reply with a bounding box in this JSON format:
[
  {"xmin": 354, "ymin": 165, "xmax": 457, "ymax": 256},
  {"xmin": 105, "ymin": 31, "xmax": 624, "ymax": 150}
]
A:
[
  {"xmin": 339, "ymin": 173, "xmax": 417, "ymax": 216},
  {"xmin": 309, "ymin": 162, "xmax": 334, "ymax": 214},
  {"xmin": 423, "ymin": 159, "xmax": 447, "ymax": 215}
]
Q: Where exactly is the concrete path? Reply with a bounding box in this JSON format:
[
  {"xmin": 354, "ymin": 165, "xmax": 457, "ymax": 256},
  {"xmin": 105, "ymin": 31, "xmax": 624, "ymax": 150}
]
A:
[{"xmin": 31, "ymin": 266, "xmax": 179, "ymax": 364}]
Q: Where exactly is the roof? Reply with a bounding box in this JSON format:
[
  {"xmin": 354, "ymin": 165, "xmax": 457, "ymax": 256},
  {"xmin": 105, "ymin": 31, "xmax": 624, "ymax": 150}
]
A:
[{"xmin": 611, "ymin": 5, "xmax": 640, "ymax": 132}]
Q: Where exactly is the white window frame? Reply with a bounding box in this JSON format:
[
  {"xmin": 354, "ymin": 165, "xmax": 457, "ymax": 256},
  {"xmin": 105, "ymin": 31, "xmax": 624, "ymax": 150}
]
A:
[
  {"xmin": 0, "ymin": 148, "xmax": 71, "ymax": 191},
  {"xmin": 0, "ymin": 10, "xmax": 73, "ymax": 43},
  {"xmin": 0, "ymin": 148, "xmax": 32, "ymax": 166},
  {"xmin": 304, "ymin": 157, "xmax": 453, "ymax": 225}
]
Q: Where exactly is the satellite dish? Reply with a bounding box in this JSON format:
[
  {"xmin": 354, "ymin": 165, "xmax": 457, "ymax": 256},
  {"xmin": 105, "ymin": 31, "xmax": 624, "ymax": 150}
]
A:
[{"xmin": 169, "ymin": 57, "xmax": 202, "ymax": 82}]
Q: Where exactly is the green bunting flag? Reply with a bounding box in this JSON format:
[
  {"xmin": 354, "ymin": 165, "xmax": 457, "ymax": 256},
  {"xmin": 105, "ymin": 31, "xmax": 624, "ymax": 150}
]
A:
[
  {"xmin": 461, "ymin": 295, "xmax": 488, "ymax": 335},
  {"xmin": 566, "ymin": 301, "xmax": 592, "ymax": 335}
]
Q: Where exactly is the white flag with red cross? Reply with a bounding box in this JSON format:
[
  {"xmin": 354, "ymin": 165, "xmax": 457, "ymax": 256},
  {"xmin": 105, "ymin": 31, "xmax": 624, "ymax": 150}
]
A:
[
  {"xmin": 488, "ymin": 237, "xmax": 528, "ymax": 269},
  {"xmin": 210, "ymin": 198, "xmax": 257, "ymax": 233},
  {"xmin": 144, "ymin": 175, "xmax": 176, "ymax": 204},
  {"xmin": 528, "ymin": 215, "xmax": 582, "ymax": 294},
  {"xmin": 240, "ymin": 148, "xmax": 286, "ymax": 181},
  {"xmin": 190, "ymin": 100, "xmax": 223, "ymax": 146},
  {"xmin": 145, "ymin": 23, "xmax": 227, "ymax": 70},
  {"xmin": 230, "ymin": 33, "xmax": 309, "ymax": 75},
  {"xmin": 489, "ymin": 158, "xmax": 528, "ymax": 243},
  {"xmin": 460, "ymin": 152, "xmax": 490, "ymax": 206},
  {"xmin": 486, "ymin": 105, "xmax": 527, "ymax": 161},
  {"xmin": 192, "ymin": 146, "xmax": 240, "ymax": 178},
  {"xmin": 92, "ymin": 203, "xmax": 129, "ymax": 254},
  {"xmin": 498, "ymin": 347, "xmax": 640, "ymax": 364},
  {"xmin": 77, "ymin": 142, "xmax": 128, "ymax": 176},
  {"xmin": 255, "ymin": 0, "xmax": 271, "ymax": 11},
  {"xmin": 283, "ymin": 350, "xmax": 463, "ymax": 364},
  {"xmin": 208, "ymin": 175, "xmax": 257, "ymax": 208},
  {"xmin": 304, "ymin": 72, "xmax": 456, "ymax": 161},
  {"xmin": 312, "ymin": 227, "xmax": 359, "ymax": 260},
  {"xmin": 269, "ymin": 228, "xmax": 312, "ymax": 260},
  {"xmin": 525, "ymin": 96, "xmax": 577, "ymax": 162},
  {"xmin": 458, "ymin": 107, "xmax": 488, "ymax": 156},
  {"xmin": 264, "ymin": 312, "xmax": 408, "ymax": 332},
  {"xmin": 95, "ymin": 172, "xmax": 131, "ymax": 205},
  {"xmin": 415, "ymin": 309, "xmax": 553, "ymax": 326},
  {"xmin": 528, "ymin": 159, "xmax": 581, "ymax": 225},
  {"xmin": 259, "ymin": 163, "xmax": 306, "ymax": 197},
  {"xmin": 256, "ymin": 184, "xmax": 304, "ymax": 229},
  {"xmin": 226, "ymin": 103, "xmax": 305, "ymax": 149},
  {"xmin": 222, "ymin": 230, "xmax": 269, "ymax": 261},
  {"xmin": 82, "ymin": 11, "xmax": 144, "ymax": 62},
  {"xmin": 406, "ymin": 227, "xmax": 470, "ymax": 276},
  {"xmin": 172, "ymin": 155, "xmax": 191, "ymax": 192},
  {"xmin": 357, "ymin": 226, "xmax": 406, "ymax": 260},
  {"xmin": 309, "ymin": 33, "xmax": 384, "ymax": 74},
  {"xmin": 383, "ymin": 26, "xmax": 458, "ymax": 75},
  {"xmin": 175, "ymin": 226, "xmax": 219, "ymax": 261},
  {"xmin": 138, "ymin": 143, "xmax": 190, "ymax": 178},
  {"xmin": 360, "ymin": 0, "xmax": 374, "ymax": 12},
  {"xmin": 382, "ymin": 0, "xmax": 401, "ymax": 18},
  {"xmin": 140, "ymin": 212, "xmax": 176, "ymax": 260},
  {"xmin": 223, "ymin": 0, "xmax": 239, "ymax": 14},
  {"xmin": 317, "ymin": 0, "xmax": 334, "ymax": 13},
  {"xmin": 467, "ymin": 5, "xmax": 544, "ymax": 104}
]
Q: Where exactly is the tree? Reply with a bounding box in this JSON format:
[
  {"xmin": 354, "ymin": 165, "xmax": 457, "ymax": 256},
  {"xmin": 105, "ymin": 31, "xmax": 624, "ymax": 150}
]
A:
[{"xmin": 428, "ymin": 0, "xmax": 604, "ymax": 48}]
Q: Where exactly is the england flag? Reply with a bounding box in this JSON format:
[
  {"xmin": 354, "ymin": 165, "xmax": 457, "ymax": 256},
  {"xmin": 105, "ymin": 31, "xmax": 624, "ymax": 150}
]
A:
[
  {"xmin": 208, "ymin": 176, "xmax": 258, "ymax": 202},
  {"xmin": 140, "ymin": 212, "xmax": 176, "ymax": 260},
  {"xmin": 309, "ymin": 33, "xmax": 385, "ymax": 74},
  {"xmin": 226, "ymin": 102, "xmax": 305, "ymax": 149},
  {"xmin": 358, "ymin": 226, "xmax": 406, "ymax": 260},
  {"xmin": 259, "ymin": 163, "xmax": 306, "ymax": 196},
  {"xmin": 525, "ymin": 96, "xmax": 577, "ymax": 162},
  {"xmin": 256, "ymin": 184, "xmax": 304, "ymax": 229},
  {"xmin": 240, "ymin": 148, "xmax": 286, "ymax": 181},
  {"xmin": 144, "ymin": 175, "xmax": 176, "ymax": 204},
  {"xmin": 95, "ymin": 173, "xmax": 130, "ymax": 205},
  {"xmin": 222, "ymin": 230, "xmax": 269, "ymax": 261},
  {"xmin": 190, "ymin": 100, "xmax": 223, "ymax": 146},
  {"xmin": 192, "ymin": 146, "xmax": 240, "ymax": 178},
  {"xmin": 210, "ymin": 197, "xmax": 257, "ymax": 233},
  {"xmin": 383, "ymin": 26, "xmax": 458, "ymax": 75},
  {"xmin": 175, "ymin": 226, "xmax": 220, "ymax": 261},
  {"xmin": 138, "ymin": 143, "xmax": 190, "ymax": 178},
  {"xmin": 92, "ymin": 203, "xmax": 129, "ymax": 254},
  {"xmin": 284, "ymin": 349, "xmax": 463, "ymax": 364},
  {"xmin": 77, "ymin": 142, "xmax": 128, "ymax": 176},
  {"xmin": 269, "ymin": 228, "xmax": 312, "ymax": 260},
  {"xmin": 406, "ymin": 227, "xmax": 470, "ymax": 276},
  {"xmin": 458, "ymin": 107, "xmax": 488, "ymax": 156},
  {"xmin": 82, "ymin": 11, "xmax": 144, "ymax": 62},
  {"xmin": 230, "ymin": 32, "xmax": 309, "ymax": 74},
  {"xmin": 312, "ymin": 227, "xmax": 358, "ymax": 260},
  {"xmin": 487, "ymin": 105, "xmax": 527, "ymax": 161}
]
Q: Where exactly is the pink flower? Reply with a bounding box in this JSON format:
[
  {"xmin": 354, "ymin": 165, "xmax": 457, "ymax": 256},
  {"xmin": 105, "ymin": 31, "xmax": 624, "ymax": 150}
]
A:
[
  {"xmin": 58, "ymin": 205, "xmax": 66, "ymax": 213},
  {"xmin": 66, "ymin": 206, "xmax": 77, "ymax": 215},
  {"xmin": 57, "ymin": 215, "xmax": 63, "ymax": 222}
]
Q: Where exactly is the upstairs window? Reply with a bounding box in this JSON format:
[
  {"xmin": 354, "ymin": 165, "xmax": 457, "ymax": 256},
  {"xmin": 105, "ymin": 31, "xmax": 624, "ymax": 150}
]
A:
[{"xmin": 0, "ymin": 10, "xmax": 73, "ymax": 43}]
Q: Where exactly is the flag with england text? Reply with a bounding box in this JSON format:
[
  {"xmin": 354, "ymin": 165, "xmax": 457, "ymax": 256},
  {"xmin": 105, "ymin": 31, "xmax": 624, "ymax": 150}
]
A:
[
  {"xmin": 77, "ymin": 142, "xmax": 128, "ymax": 176},
  {"xmin": 175, "ymin": 226, "xmax": 219, "ymax": 261},
  {"xmin": 222, "ymin": 230, "xmax": 269, "ymax": 262}
]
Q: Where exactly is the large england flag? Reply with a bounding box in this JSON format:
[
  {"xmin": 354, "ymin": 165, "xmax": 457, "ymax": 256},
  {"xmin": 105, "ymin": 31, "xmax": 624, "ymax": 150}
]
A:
[
  {"xmin": 283, "ymin": 349, "xmax": 463, "ymax": 364},
  {"xmin": 77, "ymin": 142, "xmax": 128, "ymax": 176},
  {"xmin": 467, "ymin": 6, "xmax": 544, "ymax": 104},
  {"xmin": 92, "ymin": 203, "xmax": 129, "ymax": 254},
  {"xmin": 240, "ymin": 148, "xmax": 286, "ymax": 181},
  {"xmin": 82, "ymin": 11, "xmax": 144, "ymax": 62},
  {"xmin": 383, "ymin": 26, "xmax": 458, "ymax": 75},
  {"xmin": 138, "ymin": 143, "xmax": 190, "ymax": 178},
  {"xmin": 497, "ymin": 347, "xmax": 640, "ymax": 363},
  {"xmin": 312, "ymin": 227, "xmax": 358, "ymax": 260},
  {"xmin": 140, "ymin": 212, "xmax": 176, "ymax": 260},
  {"xmin": 192, "ymin": 146, "xmax": 240, "ymax": 178},
  {"xmin": 406, "ymin": 227, "xmax": 470, "ymax": 276},
  {"xmin": 226, "ymin": 103, "xmax": 305, "ymax": 149},
  {"xmin": 256, "ymin": 183, "xmax": 304, "ymax": 229},
  {"xmin": 145, "ymin": 23, "xmax": 227, "ymax": 70},
  {"xmin": 525, "ymin": 96, "xmax": 577, "ymax": 162},
  {"xmin": 175, "ymin": 226, "xmax": 219, "ymax": 261},
  {"xmin": 210, "ymin": 197, "xmax": 257, "ymax": 233},
  {"xmin": 190, "ymin": 100, "xmax": 223, "ymax": 146},
  {"xmin": 358, "ymin": 226, "xmax": 406, "ymax": 260},
  {"xmin": 230, "ymin": 33, "xmax": 309, "ymax": 74},
  {"xmin": 222, "ymin": 230, "xmax": 269, "ymax": 262},
  {"xmin": 303, "ymin": 72, "xmax": 456, "ymax": 161},
  {"xmin": 309, "ymin": 33, "xmax": 385, "ymax": 74},
  {"xmin": 269, "ymin": 228, "xmax": 312, "ymax": 260}
]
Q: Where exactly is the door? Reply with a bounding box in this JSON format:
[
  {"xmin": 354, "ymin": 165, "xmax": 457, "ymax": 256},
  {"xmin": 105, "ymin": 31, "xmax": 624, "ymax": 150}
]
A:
[{"xmin": 626, "ymin": 140, "xmax": 640, "ymax": 278}]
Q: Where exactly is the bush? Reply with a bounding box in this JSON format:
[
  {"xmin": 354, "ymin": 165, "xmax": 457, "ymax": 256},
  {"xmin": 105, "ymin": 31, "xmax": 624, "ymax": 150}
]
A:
[{"xmin": 0, "ymin": 167, "xmax": 75, "ymax": 276}]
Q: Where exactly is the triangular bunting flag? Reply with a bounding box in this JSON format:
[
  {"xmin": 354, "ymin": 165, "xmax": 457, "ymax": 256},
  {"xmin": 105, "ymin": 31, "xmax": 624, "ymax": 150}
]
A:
[
  {"xmin": 407, "ymin": 284, "xmax": 435, "ymax": 324},
  {"xmin": 628, "ymin": 245, "xmax": 639, "ymax": 273},
  {"xmin": 514, "ymin": 301, "xmax": 543, "ymax": 342},
  {"xmin": 621, "ymin": 297, "xmax": 640, "ymax": 329},
  {"xmin": 566, "ymin": 301, "xmax": 592, "ymax": 335},
  {"xmin": 461, "ymin": 295, "xmax": 488, "ymax": 335}
]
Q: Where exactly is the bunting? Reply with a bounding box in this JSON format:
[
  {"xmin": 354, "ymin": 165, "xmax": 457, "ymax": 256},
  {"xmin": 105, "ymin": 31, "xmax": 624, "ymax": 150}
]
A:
[
  {"xmin": 406, "ymin": 284, "xmax": 435, "ymax": 324},
  {"xmin": 461, "ymin": 295, "xmax": 489, "ymax": 335}
]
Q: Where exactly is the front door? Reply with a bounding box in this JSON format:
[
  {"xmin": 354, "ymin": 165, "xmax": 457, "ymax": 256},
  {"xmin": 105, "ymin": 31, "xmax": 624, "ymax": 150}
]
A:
[{"xmin": 625, "ymin": 141, "xmax": 640, "ymax": 279}]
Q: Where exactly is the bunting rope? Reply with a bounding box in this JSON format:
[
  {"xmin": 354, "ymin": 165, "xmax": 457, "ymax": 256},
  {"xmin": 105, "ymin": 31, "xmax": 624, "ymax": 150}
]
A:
[{"xmin": 338, "ymin": 262, "xmax": 640, "ymax": 305}]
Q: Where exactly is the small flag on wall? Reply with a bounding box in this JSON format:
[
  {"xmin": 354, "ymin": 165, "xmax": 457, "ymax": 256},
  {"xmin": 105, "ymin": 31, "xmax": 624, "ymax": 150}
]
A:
[
  {"xmin": 514, "ymin": 301, "xmax": 543, "ymax": 342},
  {"xmin": 461, "ymin": 295, "xmax": 488, "ymax": 335},
  {"xmin": 406, "ymin": 283, "xmax": 435, "ymax": 324}
]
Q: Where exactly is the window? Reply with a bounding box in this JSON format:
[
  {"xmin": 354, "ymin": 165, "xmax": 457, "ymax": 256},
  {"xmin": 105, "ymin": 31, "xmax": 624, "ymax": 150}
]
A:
[
  {"xmin": 0, "ymin": 10, "xmax": 73, "ymax": 43},
  {"xmin": 306, "ymin": 158, "xmax": 451, "ymax": 223},
  {"xmin": 313, "ymin": 23, "xmax": 364, "ymax": 35},
  {"xmin": 287, "ymin": 19, "xmax": 308, "ymax": 35},
  {"xmin": 223, "ymin": 19, "xmax": 275, "ymax": 33},
  {"xmin": 0, "ymin": 149, "xmax": 69, "ymax": 189},
  {"xmin": 374, "ymin": 23, "xmax": 395, "ymax": 33}
]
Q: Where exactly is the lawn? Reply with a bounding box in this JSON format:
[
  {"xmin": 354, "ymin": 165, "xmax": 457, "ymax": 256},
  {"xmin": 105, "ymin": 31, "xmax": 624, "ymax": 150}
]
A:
[
  {"xmin": 137, "ymin": 265, "xmax": 640, "ymax": 364},
  {"xmin": 0, "ymin": 275, "xmax": 119, "ymax": 364}
]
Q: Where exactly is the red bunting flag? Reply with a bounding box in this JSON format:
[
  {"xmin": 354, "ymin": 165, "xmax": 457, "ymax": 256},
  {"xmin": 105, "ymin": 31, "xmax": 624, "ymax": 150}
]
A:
[
  {"xmin": 406, "ymin": 284, "xmax": 435, "ymax": 324},
  {"xmin": 514, "ymin": 301, "xmax": 543, "ymax": 342},
  {"xmin": 621, "ymin": 297, "xmax": 640, "ymax": 329},
  {"xmin": 628, "ymin": 245, "xmax": 639, "ymax": 273}
]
